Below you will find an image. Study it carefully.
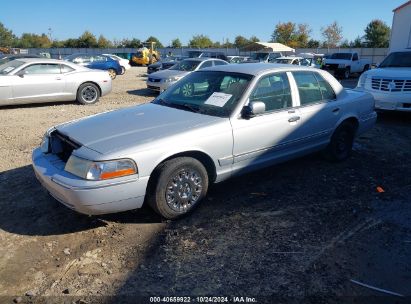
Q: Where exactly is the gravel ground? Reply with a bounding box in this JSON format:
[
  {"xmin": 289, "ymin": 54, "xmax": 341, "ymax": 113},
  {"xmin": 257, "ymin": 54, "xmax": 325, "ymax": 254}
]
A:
[{"xmin": 0, "ymin": 67, "xmax": 410, "ymax": 304}]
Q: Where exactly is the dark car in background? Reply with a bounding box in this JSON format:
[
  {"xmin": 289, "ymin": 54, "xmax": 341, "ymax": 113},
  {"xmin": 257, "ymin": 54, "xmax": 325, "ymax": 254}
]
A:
[
  {"xmin": 147, "ymin": 55, "xmax": 187, "ymax": 74},
  {"xmin": 64, "ymin": 54, "xmax": 122, "ymax": 79},
  {"xmin": 187, "ymin": 50, "xmax": 227, "ymax": 61}
]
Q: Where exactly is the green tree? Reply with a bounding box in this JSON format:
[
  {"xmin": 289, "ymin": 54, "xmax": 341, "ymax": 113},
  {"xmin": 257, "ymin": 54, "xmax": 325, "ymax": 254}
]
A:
[
  {"xmin": 339, "ymin": 39, "xmax": 350, "ymax": 48},
  {"xmin": 271, "ymin": 22, "xmax": 311, "ymax": 47},
  {"xmin": 295, "ymin": 23, "xmax": 311, "ymax": 48},
  {"xmin": 171, "ymin": 38, "xmax": 182, "ymax": 48},
  {"xmin": 351, "ymin": 36, "xmax": 363, "ymax": 47},
  {"xmin": 321, "ymin": 21, "xmax": 343, "ymax": 48},
  {"xmin": 17, "ymin": 33, "xmax": 51, "ymax": 48},
  {"xmin": 364, "ymin": 19, "xmax": 390, "ymax": 47},
  {"xmin": 189, "ymin": 34, "xmax": 213, "ymax": 48},
  {"xmin": 222, "ymin": 38, "xmax": 233, "ymax": 48},
  {"xmin": 307, "ymin": 39, "xmax": 320, "ymax": 48},
  {"xmin": 234, "ymin": 35, "xmax": 249, "ymax": 48},
  {"xmin": 77, "ymin": 31, "xmax": 98, "ymax": 48},
  {"xmin": 271, "ymin": 22, "xmax": 296, "ymax": 45},
  {"xmin": 146, "ymin": 36, "xmax": 163, "ymax": 48},
  {"xmin": 249, "ymin": 35, "xmax": 260, "ymax": 43},
  {"xmin": 97, "ymin": 35, "xmax": 112, "ymax": 48},
  {"xmin": 63, "ymin": 38, "xmax": 79, "ymax": 48},
  {"xmin": 0, "ymin": 22, "xmax": 17, "ymax": 47},
  {"xmin": 212, "ymin": 41, "xmax": 221, "ymax": 48}
]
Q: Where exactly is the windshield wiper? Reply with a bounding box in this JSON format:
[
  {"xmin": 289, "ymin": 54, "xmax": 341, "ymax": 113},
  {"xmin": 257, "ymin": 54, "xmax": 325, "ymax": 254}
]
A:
[{"xmin": 154, "ymin": 99, "xmax": 201, "ymax": 113}]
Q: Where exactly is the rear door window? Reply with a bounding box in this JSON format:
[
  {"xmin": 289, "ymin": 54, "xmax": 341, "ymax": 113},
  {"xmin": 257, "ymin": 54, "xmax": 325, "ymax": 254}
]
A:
[{"xmin": 293, "ymin": 71, "xmax": 336, "ymax": 105}]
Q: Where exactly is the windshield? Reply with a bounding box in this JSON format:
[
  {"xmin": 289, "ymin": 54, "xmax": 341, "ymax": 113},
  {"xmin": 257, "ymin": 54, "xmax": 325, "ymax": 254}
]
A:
[
  {"xmin": 187, "ymin": 51, "xmax": 202, "ymax": 58},
  {"xmin": 169, "ymin": 60, "xmax": 201, "ymax": 71},
  {"xmin": 152, "ymin": 71, "xmax": 253, "ymax": 118},
  {"xmin": 251, "ymin": 53, "xmax": 269, "ymax": 61},
  {"xmin": 275, "ymin": 59, "xmax": 293, "ymax": 64},
  {"xmin": 0, "ymin": 60, "xmax": 25, "ymax": 75},
  {"xmin": 379, "ymin": 52, "xmax": 411, "ymax": 68},
  {"xmin": 330, "ymin": 53, "xmax": 352, "ymax": 60}
]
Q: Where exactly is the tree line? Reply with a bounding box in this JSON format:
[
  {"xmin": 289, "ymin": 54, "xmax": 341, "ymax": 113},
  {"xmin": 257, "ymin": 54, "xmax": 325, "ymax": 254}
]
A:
[{"xmin": 0, "ymin": 19, "xmax": 390, "ymax": 50}]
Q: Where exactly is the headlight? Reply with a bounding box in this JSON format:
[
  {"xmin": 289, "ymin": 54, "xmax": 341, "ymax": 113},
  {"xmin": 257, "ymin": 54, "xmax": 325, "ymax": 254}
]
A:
[
  {"xmin": 338, "ymin": 63, "xmax": 346, "ymax": 69},
  {"xmin": 357, "ymin": 73, "xmax": 368, "ymax": 88},
  {"xmin": 65, "ymin": 155, "xmax": 137, "ymax": 180},
  {"xmin": 164, "ymin": 76, "xmax": 181, "ymax": 83}
]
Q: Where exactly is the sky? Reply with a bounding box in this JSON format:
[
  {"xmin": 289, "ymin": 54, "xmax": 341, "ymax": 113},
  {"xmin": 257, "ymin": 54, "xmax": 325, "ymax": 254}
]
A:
[{"xmin": 0, "ymin": 0, "xmax": 406, "ymax": 45}]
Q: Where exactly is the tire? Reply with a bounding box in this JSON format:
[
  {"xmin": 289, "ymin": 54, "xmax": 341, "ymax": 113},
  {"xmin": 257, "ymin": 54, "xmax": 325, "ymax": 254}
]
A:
[
  {"xmin": 343, "ymin": 67, "xmax": 351, "ymax": 79},
  {"xmin": 76, "ymin": 83, "xmax": 100, "ymax": 105},
  {"xmin": 120, "ymin": 66, "xmax": 126, "ymax": 75},
  {"xmin": 324, "ymin": 122, "xmax": 356, "ymax": 162},
  {"xmin": 107, "ymin": 68, "xmax": 116, "ymax": 80},
  {"xmin": 147, "ymin": 157, "xmax": 209, "ymax": 219}
]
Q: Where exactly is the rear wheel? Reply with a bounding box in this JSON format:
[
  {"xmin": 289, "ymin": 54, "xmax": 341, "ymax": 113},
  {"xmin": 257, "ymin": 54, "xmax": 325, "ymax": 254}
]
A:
[
  {"xmin": 324, "ymin": 122, "xmax": 356, "ymax": 162},
  {"xmin": 107, "ymin": 68, "xmax": 116, "ymax": 80},
  {"xmin": 147, "ymin": 157, "xmax": 209, "ymax": 219},
  {"xmin": 76, "ymin": 83, "xmax": 100, "ymax": 105}
]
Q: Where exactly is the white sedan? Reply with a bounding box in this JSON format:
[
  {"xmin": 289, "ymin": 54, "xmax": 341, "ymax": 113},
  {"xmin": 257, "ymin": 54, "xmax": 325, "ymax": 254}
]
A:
[
  {"xmin": 103, "ymin": 54, "xmax": 131, "ymax": 75},
  {"xmin": 33, "ymin": 63, "xmax": 376, "ymax": 219},
  {"xmin": 0, "ymin": 58, "xmax": 112, "ymax": 106}
]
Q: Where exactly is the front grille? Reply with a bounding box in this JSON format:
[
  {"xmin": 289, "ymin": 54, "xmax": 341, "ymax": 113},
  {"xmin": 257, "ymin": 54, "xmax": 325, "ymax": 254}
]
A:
[
  {"xmin": 324, "ymin": 64, "xmax": 339, "ymax": 71},
  {"xmin": 371, "ymin": 77, "xmax": 411, "ymax": 92},
  {"xmin": 50, "ymin": 131, "xmax": 81, "ymax": 162},
  {"xmin": 148, "ymin": 77, "xmax": 161, "ymax": 83}
]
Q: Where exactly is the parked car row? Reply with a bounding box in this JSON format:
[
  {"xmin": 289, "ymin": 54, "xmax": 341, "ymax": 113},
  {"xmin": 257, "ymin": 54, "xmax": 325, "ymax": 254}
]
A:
[{"xmin": 3, "ymin": 47, "xmax": 410, "ymax": 219}]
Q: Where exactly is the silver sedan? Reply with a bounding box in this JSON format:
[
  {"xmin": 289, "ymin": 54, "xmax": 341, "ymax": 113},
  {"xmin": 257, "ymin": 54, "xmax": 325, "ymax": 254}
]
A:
[
  {"xmin": 32, "ymin": 64, "xmax": 377, "ymax": 219},
  {"xmin": 0, "ymin": 58, "xmax": 112, "ymax": 106}
]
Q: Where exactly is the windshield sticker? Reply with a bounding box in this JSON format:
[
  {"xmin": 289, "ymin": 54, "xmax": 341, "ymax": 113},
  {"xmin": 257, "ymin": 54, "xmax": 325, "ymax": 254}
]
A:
[{"xmin": 204, "ymin": 92, "xmax": 232, "ymax": 107}]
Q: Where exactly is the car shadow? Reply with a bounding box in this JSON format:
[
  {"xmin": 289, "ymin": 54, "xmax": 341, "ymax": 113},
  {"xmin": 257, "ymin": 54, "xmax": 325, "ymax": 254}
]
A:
[
  {"xmin": 0, "ymin": 165, "xmax": 162, "ymax": 236},
  {"xmin": 0, "ymin": 100, "xmax": 75, "ymax": 109},
  {"xmin": 127, "ymin": 89, "xmax": 157, "ymax": 97}
]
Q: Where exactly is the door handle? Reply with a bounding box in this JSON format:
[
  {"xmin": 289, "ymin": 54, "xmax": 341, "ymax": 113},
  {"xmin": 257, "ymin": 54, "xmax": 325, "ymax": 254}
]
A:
[
  {"xmin": 332, "ymin": 108, "xmax": 340, "ymax": 113},
  {"xmin": 55, "ymin": 77, "xmax": 62, "ymax": 80},
  {"xmin": 288, "ymin": 116, "xmax": 300, "ymax": 123}
]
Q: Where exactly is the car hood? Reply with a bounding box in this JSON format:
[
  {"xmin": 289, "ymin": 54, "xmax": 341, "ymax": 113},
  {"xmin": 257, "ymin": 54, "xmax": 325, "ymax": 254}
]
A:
[
  {"xmin": 56, "ymin": 103, "xmax": 222, "ymax": 155},
  {"xmin": 365, "ymin": 67, "xmax": 411, "ymax": 78},
  {"xmin": 148, "ymin": 69, "xmax": 189, "ymax": 79}
]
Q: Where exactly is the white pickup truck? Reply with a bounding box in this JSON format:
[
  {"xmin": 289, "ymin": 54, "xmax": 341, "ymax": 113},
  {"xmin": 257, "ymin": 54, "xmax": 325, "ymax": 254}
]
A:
[{"xmin": 323, "ymin": 52, "xmax": 371, "ymax": 79}]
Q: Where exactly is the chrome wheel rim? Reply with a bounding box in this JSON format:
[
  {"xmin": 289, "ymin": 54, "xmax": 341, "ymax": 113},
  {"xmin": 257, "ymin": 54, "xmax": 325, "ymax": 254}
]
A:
[
  {"xmin": 181, "ymin": 83, "xmax": 194, "ymax": 97},
  {"xmin": 81, "ymin": 86, "xmax": 98, "ymax": 103},
  {"xmin": 108, "ymin": 69, "xmax": 116, "ymax": 79},
  {"xmin": 165, "ymin": 168, "xmax": 203, "ymax": 212}
]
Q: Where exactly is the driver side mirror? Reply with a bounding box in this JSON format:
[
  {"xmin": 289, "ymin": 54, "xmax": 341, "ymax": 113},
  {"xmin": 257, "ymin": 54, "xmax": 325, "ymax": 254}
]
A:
[
  {"xmin": 242, "ymin": 101, "xmax": 266, "ymax": 119},
  {"xmin": 16, "ymin": 70, "xmax": 26, "ymax": 78}
]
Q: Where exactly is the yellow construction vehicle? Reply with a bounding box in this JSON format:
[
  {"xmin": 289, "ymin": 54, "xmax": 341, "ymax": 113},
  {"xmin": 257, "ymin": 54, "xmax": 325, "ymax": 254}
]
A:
[{"xmin": 131, "ymin": 41, "xmax": 160, "ymax": 66}]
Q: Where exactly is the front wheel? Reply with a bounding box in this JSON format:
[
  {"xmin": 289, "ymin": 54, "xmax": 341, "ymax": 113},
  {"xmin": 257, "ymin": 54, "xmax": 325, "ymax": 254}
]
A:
[
  {"xmin": 107, "ymin": 68, "xmax": 116, "ymax": 80},
  {"xmin": 147, "ymin": 157, "xmax": 209, "ymax": 219},
  {"xmin": 76, "ymin": 83, "xmax": 100, "ymax": 105},
  {"xmin": 324, "ymin": 122, "xmax": 356, "ymax": 162}
]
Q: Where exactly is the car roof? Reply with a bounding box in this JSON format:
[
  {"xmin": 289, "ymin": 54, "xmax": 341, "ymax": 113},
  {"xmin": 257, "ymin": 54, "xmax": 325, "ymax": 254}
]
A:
[
  {"xmin": 201, "ymin": 63, "xmax": 317, "ymax": 76},
  {"xmin": 14, "ymin": 58, "xmax": 75, "ymax": 64},
  {"xmin": 183, "ymin": 57, "xmax": 225, "ymax": 62}
]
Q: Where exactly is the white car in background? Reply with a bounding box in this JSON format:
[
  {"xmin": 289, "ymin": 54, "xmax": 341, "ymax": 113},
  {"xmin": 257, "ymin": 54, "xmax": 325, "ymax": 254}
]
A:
[
  {"xmin": 0, "ymin": 58, "xmax": 112, "ymax": 106},
  {"xmin": 357, "ymin": 51, "xmax": 411, "ymax": 111},
  {"xmin": 103, "ymin": 54, "xmax": 131, "ymax": 75},
  {"xmin": 275, "ymin": 56, "xmax": 314, "ymax": 67}
]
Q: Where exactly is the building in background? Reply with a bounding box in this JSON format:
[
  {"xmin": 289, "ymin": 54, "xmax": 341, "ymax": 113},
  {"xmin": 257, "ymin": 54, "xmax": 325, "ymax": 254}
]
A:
[{"xmin": 389, "ymin": 1, "xmax": 411, "ymax": 52}]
